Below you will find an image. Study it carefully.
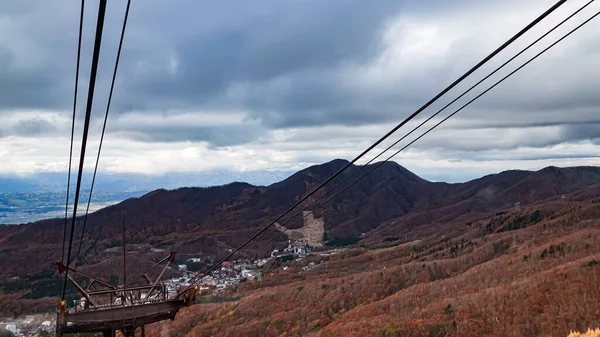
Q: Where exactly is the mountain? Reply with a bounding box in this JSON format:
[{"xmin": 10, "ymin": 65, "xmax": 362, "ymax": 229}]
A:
[
  {"xmin": 137, "ymin": 164, "xmax": 600, "ymax": 337},
  {"xmin": 0, "ymin": 169, "xmax": 294, "ymax": 224},
  {"xmin": 149, "ymin": 194, "xmax": 600, "ymax": 336},
  {"xmin": 1, "ymin": 159, "xmax": 600, "ymax": 318}
]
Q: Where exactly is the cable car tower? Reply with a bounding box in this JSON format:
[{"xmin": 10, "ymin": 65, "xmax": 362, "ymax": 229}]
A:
[
  {"xmin": 56, "ymin": 253, "xmax": 197, "ymax": 337},
  {"xmin": 56, "ymin": 214, "xmax": 198, "ymax": 337}
]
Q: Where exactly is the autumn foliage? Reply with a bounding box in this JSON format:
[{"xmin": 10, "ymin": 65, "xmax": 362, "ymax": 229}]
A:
[
  {"xmin": 569, "ymin": 328, "xmax": 600, "ymax": 337},
  {"xmin": 2, "ymin": 163, "xmax": 600, "ymax": 335},
  {"xmin": 141, "ymin": 197, "xmax": 600, "ymax": 337}
]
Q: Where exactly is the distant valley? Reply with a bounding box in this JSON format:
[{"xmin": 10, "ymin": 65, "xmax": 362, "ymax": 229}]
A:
[
  {"xmin": 0, "ymin": 169, "xmax": 294, "ymax": 194},
  {"xmin": 0, "ymin": 191, "xmax": 145, "ymax": 224}
]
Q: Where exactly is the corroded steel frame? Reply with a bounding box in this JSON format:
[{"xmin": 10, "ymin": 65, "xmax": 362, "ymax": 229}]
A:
[{"xmin": 56, "ymin": 252, "xmax": 197, "ymax": 337}]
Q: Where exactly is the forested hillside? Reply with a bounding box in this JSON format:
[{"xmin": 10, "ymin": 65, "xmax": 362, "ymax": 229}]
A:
[
  {"xmin": 1, "ymin": 159, "xmax": 599, "ymax": 323},
  {"xmin": 147, "ymin": 196, "xmax": 600, "ymax": 336}
]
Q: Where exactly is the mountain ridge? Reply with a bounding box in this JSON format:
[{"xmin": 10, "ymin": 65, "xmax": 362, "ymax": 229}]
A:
[{"xmin": 0, "ymin": 159, "xmax": 599, "ymax": 284}]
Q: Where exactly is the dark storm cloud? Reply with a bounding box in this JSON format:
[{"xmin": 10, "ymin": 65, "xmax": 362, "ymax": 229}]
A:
[
  {"xmin": 430, "ymin": 150, "xmax": 600, "ymax": 162},
  {"xmin": 115, "ymin": 124, "xmax": 264, "ymax": 147},
  {"xmin": 115, "ymin": 0, "xmax": 406, "ymax": 112},
  {"xmin": 13, "ymin": 118, "xmax": 57, "ymax": 136},
  {"xmin": 0, "ymin": 115, "xmax": 60, "ymax": 139},
  {"xmin": 0, "ymin": 0, "xmax": 411, "ymax": 145},
  {"xmin": 402, "ymin": 119, "xmax": 600, "ymax": 154},
  {"xmin": 467, "ymin": 65, "xmax": 600, "ymax": 114},
  {"xmin": 561, "ymin": 122, "xmax": 600, "ymax": 143},
  {"xmin": 0, "ymin": 47, "xmax": 65, "ymax": 110},
  {"xmin": 0, "ymin": 0, "xmax": 599, "ymax": 154}
]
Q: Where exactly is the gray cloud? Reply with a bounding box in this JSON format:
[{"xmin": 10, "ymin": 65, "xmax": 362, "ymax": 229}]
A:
[
  {"xmin": 1, "ymin": 0, "xmax": 600, "ymax": 177},
  {"xmin": 561, "ymin": 122, "xmax": 600, "ymax": 142},
  {"xmin": 441, "ymin": 151, "xmax": 600, "ymax": 162},
  {"xmin": 115, "ymin": 124, "xmax": 264, "ymax": 147},
  {"xmin": 13, "ymin": 118, "xmax": 57, "ymax": 136},
  {"xmin": 411, "ymin": 120, "xmax": 600, "ymax": 152},
  {"xmin": 0, "ymin": 0, "xmax": 409, "ymax": 146},
  {"xmin": 0, "ymin": 114, "xmax": 63, "ymax": 139},
  {"xmin": 3, "ymin": 0, "xmax": 597, "ymax": 124},
  {"xmin": 114, "ymin": 0, "xmax": 404, "ymax": 113},
  {"xmin": 0, "ymin": 47, "xmax": 64, "ymax": 110}
]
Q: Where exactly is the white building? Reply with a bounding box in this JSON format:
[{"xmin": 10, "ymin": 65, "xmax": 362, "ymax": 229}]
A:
[
  {"xmin": 241, "ymin": 269, "xmax": 257, "ymax": 279},
  {"xmin": 78, "ymin": 297, "xmax": 87, "ymax": 309},
  {"xmin": 5, "ymin": 324, "xmax": 17, "ymax": 334}
]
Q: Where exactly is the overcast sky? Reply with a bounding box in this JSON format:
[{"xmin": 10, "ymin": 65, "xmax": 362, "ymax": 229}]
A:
[{"xmin": 1, "ymin": 0, "xmax": 599, "ymax": 182}]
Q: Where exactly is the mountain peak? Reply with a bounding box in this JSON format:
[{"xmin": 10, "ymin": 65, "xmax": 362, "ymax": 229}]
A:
[
  {"xmin": 366, "ymin": 160, "xmax": 426, "ymax": 183},
  {"xmin": 321, "ymin": 158, "xmax": 351, "ymax": 170},
  {"xmin": 291, "ymin": 159, "xmax": 351, "ymax": 181},
  {"xmin": 295, "ymin": 159, "xmax": 426, "ymax": 184}
]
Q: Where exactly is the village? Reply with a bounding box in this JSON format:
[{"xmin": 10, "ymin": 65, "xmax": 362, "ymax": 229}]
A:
[
  {"xmin": 1, "ymin": 314, "xmax": 55, "ymax": 337},
  {"xmin": 165, "ymin": 239, "xmax": 321, "ymax": 296},
  {"xmin": 0, "ymin": 239, "xmax": 341, "ymax": 337}
]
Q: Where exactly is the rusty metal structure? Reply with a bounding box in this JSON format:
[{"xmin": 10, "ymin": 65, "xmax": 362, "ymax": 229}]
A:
[
  {"xmin": 56, "ymin": 252, "xmax": 197, "ymax": 337},
  {"xmin": 56, "ymin": 211, "xmax": 198, "ymax": 337}
]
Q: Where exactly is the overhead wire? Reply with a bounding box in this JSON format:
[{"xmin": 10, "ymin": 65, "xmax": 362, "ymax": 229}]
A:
[
  {"xmin": 182, "ymin": 0, "xmax": 567, "ymax": 292},
  {"xmin": 61, "ymin": 0, "xmax": 109, "ymax": 301},
  {"xmin": 239, "ymin": 3, "xmax": 600, "ymax": 264},
  {"xmin": 62, "ymin": 0, "xmax": 85, "ymax": 266},
  {"xmin": 229, "ymin": 0, "xmax": 596, "ymax": 262},
  {"xmin": 299, "ymin": 7, "xmax": 600, "ymax": 235},
  {"xmin": 234, "ymin": 227, "xmax": 286, "ymax": 261},
  {"xmin": 73, "ymin": 0, "xmax": 133, "ymax": 276}
]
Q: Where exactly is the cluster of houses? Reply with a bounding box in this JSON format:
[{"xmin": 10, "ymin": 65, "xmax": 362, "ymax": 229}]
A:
[
  {"xmin": 0, "ymin": 240, "xmax": 341, "ymax": 333},
  {"xmin": 1, "ymin": 317, "xmax": 54, "ymax": 337},
  {"xmin": 271, "ymin": 240, "xmax": 312, "ymax": 259},
  {"xmin": 163, "ymin": 239, "xmax": 315, "ymax": 294},
  {"xmin": 71, "ymin": 239, "xmax": 314, "ymax": 308},
  {"xmin": 168, "ymin": 257, "xmax": 264, "ymax": 295}
]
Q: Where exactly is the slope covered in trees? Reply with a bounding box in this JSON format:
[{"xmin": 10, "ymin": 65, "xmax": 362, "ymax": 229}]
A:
[
  {"xmin": 0, "ymin": 160, "xmax": 599, "ymax": 320},
  {"xmin": 147, "ymin": 194, "xmax": 600, "ymax": 336}
]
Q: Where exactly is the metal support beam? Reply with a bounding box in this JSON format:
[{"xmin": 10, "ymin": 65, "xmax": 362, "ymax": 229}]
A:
[
  {"xmin": 65, "ymin": 272, "xmax": 99, "ymax": 307},
  {"xmin": 56, "ymin": 216, "xmax": 184, "ymax": 336},
  {"xmin": 145, "ymin": 256, "xmax": 173, "ymax": 299},
  {"xmin": 126, "ymin": 252, "xmax": 175, "ymax": 287},
  {"xmin": 57, "ymin": 261, "xmax": 120, "ymax": 307},
  {"xmin": 61, "ymin": 299, "xmax": 189, "ymax": 335}
]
